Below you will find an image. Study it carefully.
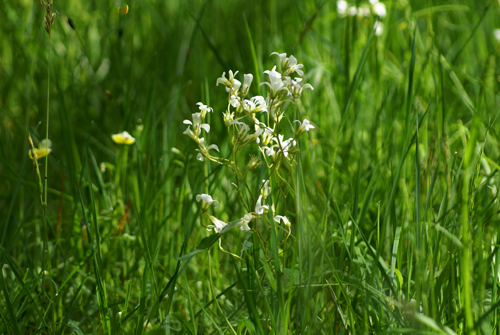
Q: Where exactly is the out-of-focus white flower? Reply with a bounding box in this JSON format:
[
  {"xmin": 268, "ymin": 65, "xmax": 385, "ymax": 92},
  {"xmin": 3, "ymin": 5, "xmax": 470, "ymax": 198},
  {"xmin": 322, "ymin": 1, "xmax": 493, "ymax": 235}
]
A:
[
  {"xmin": 243, "ymin": 96, "xmax": 267, "ymax": 113},
  {"xmin": 337, "ymin": 0, "xmax": 348, "ymax": 17},
  {"xmin": 207, "ymin": 215, "xmax": 228, "ymax": 233},
  {"xmin": 294, "ymin": 119, "xmax": 315, "ymax": 136},
  {"xmin": 375, "ymin": 21, "xmax": 384, "ymax": 36},
  {"xmin": 196, "ymin": 193, "xmax": 220, "ymax": 211},
  {"xmin": 289, "ymin": 77, "xmax": 314, "ymax": 99},
  {"xmin": 357, "ymin": 6, "xmax": 371, "ymax": 17},
  {"xmin": 348, "ymin": 6, "xmax": 357, "ymax": 16},
  {"xmin": 369, "ymin": 0, "xmax": 379, "ymax": 4},
  {"xmin": 373, "ymin": 2, "xmax": 386, "ymax": 18},
  {"xmin": 239, "ymin": 214, "xmax": 253, "ymax": 231},
  {"xmin": 274, "ymin": 215, "xmax": 291, "ymax": 227},
  {"xmin": 241, "ymin": 73, "xmax": 253, "ymax": 97},
  {"xmin": 196, "ymin": 138, "xmax": 219, "ymax": 161},
  {"xmin": 494, "ymin": 29, "xmax": 500, "ymax": 42},
  {"xmin": 261, "ymin": 66, "xmax": 289, "ymax": 98},
  {"xmin": 216, "ymin": 70, "xmax": 241, "ymax": 93},
  {"xmin": 255, "ymin": 195, "xmax": 269, "ymax": 215}
]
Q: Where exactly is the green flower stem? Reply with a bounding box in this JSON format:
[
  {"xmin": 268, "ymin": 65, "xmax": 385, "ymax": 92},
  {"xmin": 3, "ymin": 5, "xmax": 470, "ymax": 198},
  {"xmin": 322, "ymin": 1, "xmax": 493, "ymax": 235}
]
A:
[{"xmin": 44, "ymin": 40, "xmax": 50, "ymax": 207}]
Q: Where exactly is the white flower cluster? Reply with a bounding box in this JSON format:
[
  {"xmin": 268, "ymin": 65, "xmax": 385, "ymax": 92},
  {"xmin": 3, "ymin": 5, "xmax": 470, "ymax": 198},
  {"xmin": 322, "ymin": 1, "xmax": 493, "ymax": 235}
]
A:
[
  {"xmin": 185, "ymin": 52, "xmax": 314, "ymax": 237},
  {"xmin": 337, "ymin": 0, "xmax": 386, "ymax": 36},
  {"xmin": 196, "ymin": 180, "xmax": 290, "ymax": 234},
  {"xmin": 183, "ymin": 102, "xmax": 221, "ymax": 162}
]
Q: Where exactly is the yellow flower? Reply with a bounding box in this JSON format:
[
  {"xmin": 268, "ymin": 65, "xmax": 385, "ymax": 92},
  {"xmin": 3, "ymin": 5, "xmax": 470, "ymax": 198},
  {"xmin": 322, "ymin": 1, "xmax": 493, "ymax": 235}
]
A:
[
  {"xmin": 112, "ymin": 131, "xmax": 135, "ymax": 145},
  {"xmin": 29, "ymin": 139, "xmax": 52, "ymax": 160}
]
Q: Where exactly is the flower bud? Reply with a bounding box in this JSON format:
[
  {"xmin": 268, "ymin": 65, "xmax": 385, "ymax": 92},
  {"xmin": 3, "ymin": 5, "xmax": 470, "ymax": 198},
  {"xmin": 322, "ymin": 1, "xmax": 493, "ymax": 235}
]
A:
[
  {"xmin": 260, "ymin": 180, "xmax": 271, "ymax": 200},
  {"xmin": 246, "ymin": 155, "xmax": 262, "ymax": 172},
  {"xmin": 223, "ymin": 110, "xmax": 234, "ymax": 127},
  {"xmin": 287, "ymin": 147, "xmax": 300, "ymax": 155},
  {"xmin": 241, "ymin": 74, "xmax": 253, "ymax": 98}
]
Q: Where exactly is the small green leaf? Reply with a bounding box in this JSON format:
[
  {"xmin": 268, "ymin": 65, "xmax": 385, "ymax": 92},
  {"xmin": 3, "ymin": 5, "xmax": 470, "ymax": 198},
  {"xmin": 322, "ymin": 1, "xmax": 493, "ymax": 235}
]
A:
[
  {"xmin": 394, "ymin": 268, "xmax": 403, "ymax": 288},
  {"xmin": 196, "ymin": 233, "xmax": 221, "ymax": 249}
]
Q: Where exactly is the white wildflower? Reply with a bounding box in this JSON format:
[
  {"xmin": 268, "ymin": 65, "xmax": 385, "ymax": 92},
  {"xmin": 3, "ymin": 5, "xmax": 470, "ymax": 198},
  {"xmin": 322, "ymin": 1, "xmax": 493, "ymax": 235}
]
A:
[
  {"xmin": 207, "ymin": 215, "xmax": 228, "ymax": 233},
  {"xmin": 337, "ymin": 0, "xmax": 348, "ymax": 17},
  {"xmin": 274, "ymin": 215, "xmax": 291, "ymax": 227},
  {"xmin": 270, "ymin": 52, "xmax": 304, "ymax": 76},
  {"xmin": 294, "ymin": 119, "xmax": 315, "ymax": 136},
  {"xmin": 273, "ymin": 134, "xmax": 296, "ymax": 158},
  {"xmin": 183, "ymin": 112, "xmax": 210, "ymax": 142},
  {"xmin": 239, "ymin": 213, "xmax": 253, "ymax": 231},
  {"xmin": 289, "ymin": 77, "xmax": 314, "ymax": 99},
  {"xmin": 196, "ymin": 193, "xmax": 220, "ymax": 211},
  {"xmin": 373, "ymin": 2, "xmax": 386, "ymax": 18},
  {"xmin": 216, "ymin": 70, "xmax": 241, "ymax": 93},
  {"xmin": 255, "ymin": 195, "xmax": 269, "ymax": 215},
  {"xmin": 196, "ymin": 138, "xmax": 219, "ymax": 161},
  {"xmin": 375, "ymin": 21, "xmax": 384, "ymax": 36},
  {"xmin": 196, "ymin": 102, "xmax": 213, "ymax": 119},
  {"xmin": 261, "ymin": 66, "xmax": 289, "ymax": 98},
  {"xmin": 348, "ymin": 6, "xmax": 357, "ymax": 16},
  {"xmin": 243, "ymin": 96, "xmax": 267, "ymax": 113},
  {"xmin": 357, "ymin": 6, "xmax": 371, "ymax": 17}
]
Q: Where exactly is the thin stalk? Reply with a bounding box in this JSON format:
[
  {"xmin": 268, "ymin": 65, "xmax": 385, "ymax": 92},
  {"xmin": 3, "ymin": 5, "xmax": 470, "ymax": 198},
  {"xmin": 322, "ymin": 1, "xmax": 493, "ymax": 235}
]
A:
[
  {"xmin": 45, "ymin": 39, "xmax": 50, "ymax": 205},
  {"xmin": 41, "ymin": 33, "xmax": 52, "ymax": 330}
]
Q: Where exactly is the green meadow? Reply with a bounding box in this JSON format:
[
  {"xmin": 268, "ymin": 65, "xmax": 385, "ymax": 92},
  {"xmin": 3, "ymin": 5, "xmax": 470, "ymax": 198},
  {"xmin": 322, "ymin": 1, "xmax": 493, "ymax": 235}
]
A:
[{"xmin": 1, "ymin": 0, "xmax": 500, "ymax": 333}]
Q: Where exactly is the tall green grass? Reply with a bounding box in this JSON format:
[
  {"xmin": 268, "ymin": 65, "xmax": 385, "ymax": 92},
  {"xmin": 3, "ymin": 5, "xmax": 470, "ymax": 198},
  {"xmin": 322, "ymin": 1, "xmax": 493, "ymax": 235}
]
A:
[{"xmin": 1, "ymin": 0, "xmax": 500, "ymax": 334}]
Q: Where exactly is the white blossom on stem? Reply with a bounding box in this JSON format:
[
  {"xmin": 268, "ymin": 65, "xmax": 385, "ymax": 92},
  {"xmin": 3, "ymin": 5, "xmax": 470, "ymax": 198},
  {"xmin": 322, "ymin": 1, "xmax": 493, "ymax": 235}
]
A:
[
  {"xmin": 196, "ymin": 138, "xmax": 220, "ymax": 161},
  {"xmin": 241, "ymin": 74, "xmax": 253, "ymax": 97},
  {"xmin": 255, "ymin": 195, "xmax": 269, "ymax": 215},
  {"xmin": 289, "ymin": 78, "xmax": 314, "ymax": 99},
  {"xmin": 196, "ymin": 102, "xmax": 213, "ymax": 119},
  {"xmin": 273, "ymin": 134, "xmax": 296, "ymax": 158},
  {"xmin": 294, "ymin": 119, "xmax": 315, "ymax": 136},
  {"xmin": 196, "ymin": 193, "xmax": 220, "ymax": 211},
  {"xmin": 207, "ymin": 215, "xmax": 228, "ymax": 233},
  {"xmin": 261, "ymin": 66, "xmax": 289, "ymax": 98},
  {"xmin": 239, "ymin": 213, "xmax": 253, "ymax": 231},
  {"xmin": 216, "ymin": 70, "xmax": 241, "ymax": 94},
  {"xmin": 243, "ymin": 96, "xmax": 267, "ymax": 113},
  {"xmin": 274, "ymin": 215, "xmax": 291, "ymax": 227}
]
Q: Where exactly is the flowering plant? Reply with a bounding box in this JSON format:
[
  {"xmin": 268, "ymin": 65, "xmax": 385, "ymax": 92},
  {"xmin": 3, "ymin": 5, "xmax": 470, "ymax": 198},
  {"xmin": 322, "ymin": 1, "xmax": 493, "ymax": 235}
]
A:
[{"xmin": 183, "ymin": 53, "xmax": 315, "ymax": 257}]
